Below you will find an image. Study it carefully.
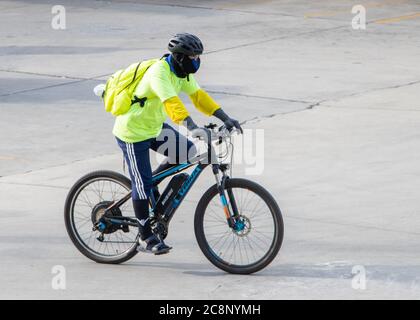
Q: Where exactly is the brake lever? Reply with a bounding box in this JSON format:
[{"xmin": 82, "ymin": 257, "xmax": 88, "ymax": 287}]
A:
[{"xmin": 205, "ymin": 123, "xmax": 218, "ymax": 130}]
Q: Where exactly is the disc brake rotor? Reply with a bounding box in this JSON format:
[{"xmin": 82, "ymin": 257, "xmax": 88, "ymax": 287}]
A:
[{"xmin": 232, "ymin": 215, "xmax": 251, "ymax": 237}]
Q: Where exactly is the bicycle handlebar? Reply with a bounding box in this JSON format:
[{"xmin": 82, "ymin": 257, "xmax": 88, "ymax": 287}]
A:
[
  {"xmin": 192, "ymin": 123, "xmax": 241, "ymax": 146},
  {"xmin": 213, "ymin": 123, "xmax": 241, "ymax": 145}
]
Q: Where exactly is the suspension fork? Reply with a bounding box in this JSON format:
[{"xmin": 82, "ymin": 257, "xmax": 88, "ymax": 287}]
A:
[{"xmin": 212, "ymin": 164, "xmax": 240, "ymax": 228}]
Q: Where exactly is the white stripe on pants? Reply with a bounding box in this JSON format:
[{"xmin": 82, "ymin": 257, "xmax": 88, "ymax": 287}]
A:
[{"xmin": 126, "ymin": 142, "xmax": 147, "ymax": 199}]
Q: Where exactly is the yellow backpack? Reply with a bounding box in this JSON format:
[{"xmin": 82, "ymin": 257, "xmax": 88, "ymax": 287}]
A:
[{"xmin": 103, "ymin": 59, "xmax": 158, "ymax": 116}]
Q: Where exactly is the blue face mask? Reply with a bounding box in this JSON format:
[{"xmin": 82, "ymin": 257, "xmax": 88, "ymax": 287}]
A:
[
  {"xmin": 190, "ymin": 57, "xmax": 201, "ymax": 73},
  {"xmin": 182, "ymin": 56, "xmax": 200, "ymax": 74},
  {"xmin": 168, "ymin": 53, "xmax": 201, "ymax": 77}
]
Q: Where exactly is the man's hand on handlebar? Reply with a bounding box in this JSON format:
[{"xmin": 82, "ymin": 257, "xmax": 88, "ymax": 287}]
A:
[
  {"xmin": 184, "ymin": 116, "xmax": 212, "ymax": 143},
  {"xmin": 213, "ymin": 108, "xmax": 243, "ymax": 134},
  {"xmin": 184, "ymin": 115, "xmax": 242, "ymax": 145}
]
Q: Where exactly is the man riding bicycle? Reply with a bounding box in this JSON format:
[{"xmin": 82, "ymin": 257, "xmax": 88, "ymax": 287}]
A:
[{"xmin": 112, "ymin": 33, "xmax": 242, "ymax": 254}]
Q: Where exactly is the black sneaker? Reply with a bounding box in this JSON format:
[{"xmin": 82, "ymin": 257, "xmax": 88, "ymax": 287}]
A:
[{"xmin": 137, "ymin": 234, "xmax": 172, "ymax": 255}]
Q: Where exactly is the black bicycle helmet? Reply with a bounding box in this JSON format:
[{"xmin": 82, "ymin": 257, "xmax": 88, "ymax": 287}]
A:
[{"xmin": 168, "ymin": 33, "xmax": 203, "ymax": 56}]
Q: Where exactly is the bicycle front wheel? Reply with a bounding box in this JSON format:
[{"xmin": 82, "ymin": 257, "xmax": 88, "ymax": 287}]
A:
[{"xmin": 194, "ymin": 178, "xmax": 284, "ymax": 274}]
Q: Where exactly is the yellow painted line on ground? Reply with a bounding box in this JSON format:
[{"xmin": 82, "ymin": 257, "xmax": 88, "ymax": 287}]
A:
[
  {"xmin": 214, "ymin": 0, "xmax": 274, "ymax": 11},
  {"xmin": 0, "ymin": 155, "xmax": 17, "ymax": 160},
  {"xmin": 304, "ymin": 0, "xmax": 408, "ymax": 19},
  {"xmin": 304, "ymin": 9, "xmax": 348, "ymax": 18},
  {"xmin": 374, "ymin": 12, "xmax": 420, "ymax": 24}
]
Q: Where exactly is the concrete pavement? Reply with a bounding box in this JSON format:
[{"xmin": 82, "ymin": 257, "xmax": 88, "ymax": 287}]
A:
[{"xmin": 1, "ymin": 0, "xmax": 420, "ymax": 299}]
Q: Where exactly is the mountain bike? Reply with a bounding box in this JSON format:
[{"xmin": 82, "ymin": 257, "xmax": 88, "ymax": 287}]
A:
[{"xmin": 64, "ymin": 124, "xmax": 284, "ymax": 274}]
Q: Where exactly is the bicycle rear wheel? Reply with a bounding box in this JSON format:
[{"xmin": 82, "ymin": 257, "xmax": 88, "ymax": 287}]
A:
[
  {"xmin": 64, "ymin": 170, "xmax": 139, "ymax": 264},
  {"xmin": 194, "ymin": 178, "xmax": 284, "ymax": 274}
]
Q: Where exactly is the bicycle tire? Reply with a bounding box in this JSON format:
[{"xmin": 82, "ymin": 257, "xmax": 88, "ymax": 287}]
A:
[
  {"xmin": 194, "ymin": 178, "xmax": 284, "ymax": 274},
  {"xmin": 64, "ymin": 170, "xmax": 138, "ymax": 264}
]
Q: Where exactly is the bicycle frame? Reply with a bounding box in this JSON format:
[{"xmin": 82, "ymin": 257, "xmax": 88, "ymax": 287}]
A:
[
  {"xmin": 103, "ymin": 143, "xmax": 240, "ymax": 230},
  {"xmin": 150, "ymin": 162, "xmax": 205, "ymax": 208}
]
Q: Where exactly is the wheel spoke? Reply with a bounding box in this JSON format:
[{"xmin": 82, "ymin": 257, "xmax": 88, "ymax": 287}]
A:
[
  {"xmin": 68, "ymin": 176, "xmax": 139, "ymax": 258},
  {"xmin": 202, "ymin": 185, "xmax": 279, "ymax": 268},
  {"xmin": 208, "ymin": 230, "xmax": 231, "ymax": 249}
]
